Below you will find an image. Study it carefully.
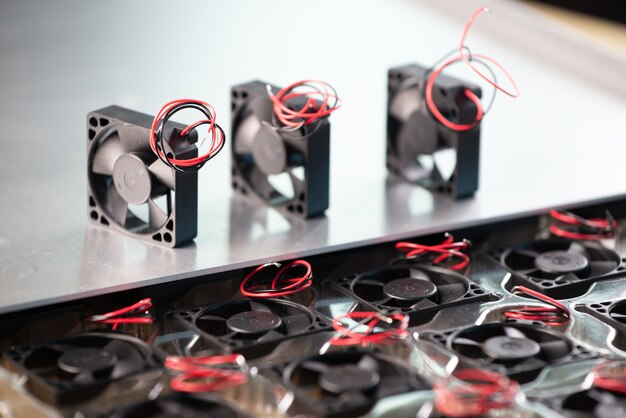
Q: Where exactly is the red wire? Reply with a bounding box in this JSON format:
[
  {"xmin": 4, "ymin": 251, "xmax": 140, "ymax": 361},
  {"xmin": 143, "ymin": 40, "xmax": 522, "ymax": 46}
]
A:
[
  {"xmin": 240, "ymin": 260, "xmax": 313, "ymax": 298},
  {"xmin": 165, "ymin": 354, "xmax": 247, "ymax": 393},
  {"xmin": 329, "ymin": 311, "xmax": 409, "ymax": 347},
  {"xmin": 549, "ymin": 209, "xmax": 616, "ymax": 240},
  {"xmin": 395, "ymin": 234, "xmax": 471, "ymax": 271},
  {"xmin": 86, "ymin": 298, "xmax": 154, "ymax": 331},
  {"xmin": 267, "ymin": 80, "xmax": 341, "ymax": 129},
  {"xmin": 149, "ymin": 98, "xmax": 225, "ymax": 169},
  {"xmin": 593, "ymin": 361, "xmax": 626, "ymax": 395},
  {"xmin": 434, "ymin": 369, "xmax": 519, "ymax": 417},
  {"xmin": 504, "ymin": 286, "xmax": 570, "ymax": 326}
]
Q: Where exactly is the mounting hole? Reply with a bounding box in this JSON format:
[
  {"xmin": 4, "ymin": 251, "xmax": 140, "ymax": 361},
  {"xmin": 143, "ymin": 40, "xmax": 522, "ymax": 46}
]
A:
[
  {"xmin": 89, "ymin": 117, "xmax": 98, "ymax": 127},
  {"xmin": 601, "ymin": 301, "xmax": 612, "ymax": 306},
  {"xmin": 241, "ymin": 187, "xmax": 247, "ymax": 195},
  {"xmin": 541, "ymin": 281, "xmax": 554, "ymax": 287},
  {"xmin": 287, "ymin": 204, "xmax": 295, "ymax": 212},
  {"xmin": 166, "ymin": 220, "xmax": 174, "ymax": 231},
  {"xmin": 89, "ymin": 196, "xmax": 96, "ymax": 207},
  {"xmin": 88, "ymin": 129, "xmax": 96, "ymax": 140},
  {"xmin": 90, "ymin": 211, "xmax": 98, "ymax": 220},
  {"xmin": 298, "ymin": 192, "xmax": 306, "ymax": 202},
  {"xmin": 590, "ymin": 304, "xmax": 603, "ymax": 309},
  {"xmin": 152, "ymin": 233, "xmax": 162, "ymax": 242},
  {"xmin": 99, "ymin": 118, "xmax": 109, "ymax": 127},
  {"xmin": 296, "ymin": 204, "xmax": 304, "ymax": 214},
  {"xmin": 100, "ymin": 217, "xmax": 109, "ymax": 226},
  {"xmin": 474, "ymin": 289, "xmax": 485, "ymax": 295},
  {"xmin": 232, "ymin": 181, "xmax": 238, "ymax": 190},
  {"xmin": 166, "ymin": 152, "xmax": 174, "ymax": 159},
  {"xmin": 164, "ymin": 233, "xmax": 172, "ymax": 243}
]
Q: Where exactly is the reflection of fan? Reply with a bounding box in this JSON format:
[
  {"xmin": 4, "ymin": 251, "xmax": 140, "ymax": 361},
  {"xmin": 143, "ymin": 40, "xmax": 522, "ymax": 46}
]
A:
[
  {"xmin": 231, "ymin": 81, "xmax": 330, "ymax": 218},
  {"xmin": 87, "ymin": 106, "xmax": 198, "ymax": 247},
  {"xmin": 344, "ymin": 266, "xmax": 490, "ymax": 325},
  {"xmin": 108, "ymin": 394, "xmax": 251, "ymax": 418},
  {"xmin": 185, "ymin": 299, "xmax": 326, "ymax": 357},
  {"xmin": 3, "ymin": 332, "xmax": 160, "ymax": 405},
  {"xmin": 448, "ymin": 323, "xmax": 575, "ymax": 383},
  {"xmin": 559, "ymin": 389, "xmax": 626, "ymax": 418},
  {"xmin": 501, "ymin": 239, "xmax": 622, "ymax": 298},
  {"xmin": 284, "ymin": 350, "xmax": 429, "ymax": 418},
  {"xmin": 386, "ymin": 63, "xmax": 480, "ymax": 198}
]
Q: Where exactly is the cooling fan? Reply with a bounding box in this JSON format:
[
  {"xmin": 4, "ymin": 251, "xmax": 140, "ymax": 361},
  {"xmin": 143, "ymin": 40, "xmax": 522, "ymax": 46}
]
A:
[
  {"xmin": 177, "ymin": 298, "xmax": 328, "ymax": 358},
  {"xmin": 500, "ymin": 239, "xmax": 623, "ymax": 298},
  {"xmin": 556, "ymin": 388, "xmax": 626, "ymax": 418},
  {"xmin": 2, "ymin": 332, "xmax": 160, "ymax": 405},
  {"xmin": 231, "ymin": 81, "xmax": 330, "ymax": 218},
  {"xmin": 107, "ymin": 394, "xmax": 251, "ymax": 418},
  {"xmin": 386, "ymin": 63, "xmax": 481, "ymax": 198},
  {"xmin": 343, "ymin": 265, "xmax": 491, "ymax": 325},
  {"xmin": 438, "ymin": 323, "xmax": 589, "ymax": 384},
  {"xmin": 87, "ymin": 105, "xmax": 198, "ymax": 247},
  {"xmin": 282, "ymin": 349, "xmax": 429, "ymax": 418}
]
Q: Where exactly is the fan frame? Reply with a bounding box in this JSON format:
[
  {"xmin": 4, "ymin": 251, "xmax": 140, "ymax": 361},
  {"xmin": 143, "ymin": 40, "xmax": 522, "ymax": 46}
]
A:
[
  {"xmin": 386, "ymin": 63, "xmax": 481, "ymax": 199},
  {"xmin": 496, "ymin": 239, "xmax": 626, "ymax": 298},
  {"xmin": 335, "ymin": 265, "xmax": 494, "ymax": 327},
  {"xmin": 230, "ymin": 80, "xmax": 331, "ymax": 219},
  {"xmin": 2, "ymin": 332, "xmax": 161, "ymax": 406},
  {"xmin": 577, "ymin": 298, "xmax": 626, "ymax": 351},
  {"xmin": 87, "ymin": 105, "xmax": 198, "ymax": 247}
]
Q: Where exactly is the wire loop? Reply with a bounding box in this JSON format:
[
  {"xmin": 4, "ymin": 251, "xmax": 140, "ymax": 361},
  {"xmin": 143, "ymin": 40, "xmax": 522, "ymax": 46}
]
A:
[
  {"xmin": 593, "ymin": 361, "xmax": 626, "ymax": 395},
  {"xmin": 504, "ymin": 286, "xmax": 570, "ymax": 326},
  {"xmin": 395, "ymin": 234, "xmax": 471, "ymax": 271},
  {"xmin": 86, "ymin": 298, "xmax": 154, "ymax": 331},
  {"xmin": 165, "ymin": 354, "xmax": 247, "ymax": 393},
  {"xmin": 327, "ymin": 311, "xmax": 409, "ymax": 347},
  {"xmin": 240, "ymin": 260, "xmax": 313, "ymax": 298},
  {"xmin": 549, "ymin": 209, "xmax": 617, "ymax": 241}
]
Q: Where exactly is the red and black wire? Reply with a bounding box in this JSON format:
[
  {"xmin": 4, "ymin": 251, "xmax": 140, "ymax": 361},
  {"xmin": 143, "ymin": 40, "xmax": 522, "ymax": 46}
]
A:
[
  {"xmin": 86, "ymin": 298, "xmax": 154, "ymax": 331},
  {"xmin": 395, "ymin": 233, "xmax": 471, "ymax": 271},
  {"xmin": 240, "ymin": 260, "xmax": 313, "ymax": 298},
  {"xmin": 326, "ymin": 311, "xmax": 409, "ymax": 348},
  {"xmin": 165, "ymin": 354, "xmax": 247, "ymax": 393},
  {"xmin": 504, "ymin": 286, "xmax": 570, "ymax": 326},
  {"xmin": 150, "ymin": 99, "xmax": 225, "ymax": 173},
  {"xmin": 549, "ymin": 209, "xmax": 617, "ymax": 241}
]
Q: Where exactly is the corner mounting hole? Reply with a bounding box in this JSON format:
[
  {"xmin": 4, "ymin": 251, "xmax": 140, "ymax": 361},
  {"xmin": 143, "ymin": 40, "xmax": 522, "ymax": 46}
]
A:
[
  {"xmin": 100, "ymin": 217, "xmax": 109, "ymax": 226},
  {"xmin": 89, "ymin": 196, "xmax": 96, "ymax": 207},
  {"xmin": 296, "ymin": 204, "xmax": 304, "ymax": 214},
  {"xmin": 89, "ymin": 117, "xmax": 98, "ymax": 127},
  {"xmin": 166, "ymin": 220, "xmax": 174, "ymax": 231},
  {"xmin": 90, "ymin": 211, "xmax": 98, "ymax": 220},
  {"xmin": 152, "ymin": 233, "xmax": 162, "ymax": 242},
  {"xmin": 99, "ymin": 118, "xmax": 109, "ymax": 126},
  {"xmin": 88, "ymin": 129, "xmax": 96, "ymax": 140},
  {"xmin": 164, "ymin": 233, "xmax": 172, "ymax": 243}
]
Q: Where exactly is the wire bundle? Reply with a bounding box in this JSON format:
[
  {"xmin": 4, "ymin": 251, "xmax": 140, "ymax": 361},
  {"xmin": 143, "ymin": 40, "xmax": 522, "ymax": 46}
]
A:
[
  {"xmin": 267, "ymin": 80, "xmax": 341, "ymax": 132},
  {"xmin": 425, "ymin": 7, "xmax": 520, "ymax": 132},
  {"xmin": 592, "ymin": 361, "xmax": 626, "ymax": 394},
  {"xmin": 327, "ymin": 311, "xmax": 409, "ymax": 347},
  {"xmin": 240, "ymin": 260, "xmax": 313, "ymax": 298},
  {"xmin": 434, "ymin": 369, "xmax": 520, "ymax": 417},
  {"xmin": 150, "ymin": 99, "xmax": 225, "ymax": 173},
  {"xmin": 395, "ymin": 233, "xmax": 471, "ymax": 271},
  {"xmin": 549, "ymin": 209, "xmax": 617, "ymax": 241},
  {"xmin": 86, "ymin": 298, "xmax": 154, "ymax": 331},
  {"xmin": 165, "ymin": 354, "xmax": 247, "ymax": 393},
  {"xmin": 504, "ymin": 286, "xmax": 570, "ymax": 326}
]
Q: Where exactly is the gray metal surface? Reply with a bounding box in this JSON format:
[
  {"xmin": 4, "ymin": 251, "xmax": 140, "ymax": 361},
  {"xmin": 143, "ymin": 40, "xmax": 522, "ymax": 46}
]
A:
[{"xmin": 1, "ymin": 0, "xmax": 626, "ymax": 315}]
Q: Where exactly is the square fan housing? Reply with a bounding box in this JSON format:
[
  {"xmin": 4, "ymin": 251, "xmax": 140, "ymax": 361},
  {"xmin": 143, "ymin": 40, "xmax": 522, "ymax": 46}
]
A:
[
  {"xmin": 230, "ymin": 80, "xmax": 330, "ymax": 219},
  {"xmin": 87, "ymin": 105, "xmax": 198, "ymax": 247},
  {"xmin": 386, "ymin": 63, "xmax": 481, "ymax": 199}
]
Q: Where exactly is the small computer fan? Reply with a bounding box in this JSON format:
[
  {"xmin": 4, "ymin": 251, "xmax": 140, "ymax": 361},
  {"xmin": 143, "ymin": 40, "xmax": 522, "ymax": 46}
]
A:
[
  {"xmin": 283, "ymin": 349, "xmax": 429, "ymax": 418},
  {"xmin": 557, "ymin": 388, "xmax": 626, "ymax": 418},
  {"xmin": 2, "ymin": 332, "xmax": 160, "ymax": 405},
  {"xmin": 231, "ymin": 81, "xmax": 330, "ymax": 218},
  {"xmin": 386, "ymin": 63, "xmax": 481, "ymax": 198},
  {"xmin": 342, "ymin": 265, "xmax": 491, "ymax": 325},
  {"xmin": 107, "ymin": 394, "xmax": 251, "ymax": 418},
  {"xmin": 87, "ymin": 105, "xmax": 198, "ymax": 247},
  {"xmin": 443, "ymin": 323, "xmax": 584, "ymax": 383},
  {"xmin": 499, "ymin": 239, "xmax": 623, "ymax": 298},
  {"xmin": 177, "ymin": 298, "xmax": 327, "ymax": 358}
]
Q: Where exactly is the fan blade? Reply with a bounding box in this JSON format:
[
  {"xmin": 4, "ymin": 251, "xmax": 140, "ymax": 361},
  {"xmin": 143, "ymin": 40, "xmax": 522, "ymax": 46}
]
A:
[
  {"xmin": 437, "ymin": 283, "xmax": 468, "ymax": 300},
  {"xmin": 47, "ymin": 343, "xmax": 79, "ymax": 354},
  {"xmin": 357, "ymin": 354, "xmax": 379, "ymax": 373},
  {"xmin": 389, "ymin": 87, "xmax": 420, "ymax": 121},
  {"xmin": 107, "ymin": 184, "xmax": 128, "ymax": 225},
  {"xmin": 412, "ymin": 298, "xmax": 438, "ymax": 309},
  {"xmin": 234, "ymin": 97, "xmax": 272, "ymax": 155},
  {"xmin": 281, "ymin": 312, "xmax": 312, "ymax": 334},
  {"xmin": 73, "ymin": 371, "xmax": 97, "ymax": 384},
  {"xmin": 515, "ymin": 357, "xmax": 547, "ymax": 371},
  {"xmin": 92, "ymin": 136, "xmax": 124, "ymax": 175},
  {"xmin": 148, "ymin": 159, "xmax": 176, "ymax": 190},
  {"xmin": 300, "ymin": 360, "xmax": 329, "ymax": 374},
  {"xmin": 249, "ymin": 169, "xmax": 275, "ymax": 200},
  {"xmin": 409, "ymin": 269, "xmax": 431, "ymax": 281},
  {"xmin": 103, "ymin": 340, "xmax": 143, "ymax": 379},
  {"xmin": 516, "ymin": 268, "xmax": 539, "ymax": 276},
  {"xmin": 453, "ymin": 338, "xmax": 482, "ymax": 348},
  {"xmin": 567, "ymin": 242, "xmax": 588, "ymax": 257},
  {"xmin": 196, "ymin": 314, "xmax": 228, "ymax": 335},
  {"xmin": 587, "ymin": 260, "xmax": 619, "ymax": 277},
  {"xmin": 257, "ymin": 330, "xmax": 284, "ymax": 342},
  {"xmin": 249, "ymin": 301, "xmax": 272, "ymax": 313},
  {"xmin": 609, "ymin": 312, "xmax": 626, "ymax": 321},
  {"xmin": 555, "ymin": 272, "xmax": 580, "ymax": 283},
  {"xmin": 539, "ymin": 339, "xmax": 571, "ymax": 361},
  {"xmin": 503, "ymin": 326, "xmax": 527, "ymax": 339},
  {"xmin": 148, "ymin": 199, "xmax": 168, "ymax": 229},
  {"xmin": 515, "ymin": 249, "xmax": 541, "ymax": 258},
  {"xmin": 357, "ymin": 279, "xmax": 384, "ymax": 288},
  {"xmin": 117, "ymin": 124, "xmax": 151, "ymax": 154}
]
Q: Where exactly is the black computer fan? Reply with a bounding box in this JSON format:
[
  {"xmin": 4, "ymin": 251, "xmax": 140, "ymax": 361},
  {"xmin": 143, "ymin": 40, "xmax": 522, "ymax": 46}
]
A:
[
  {"xmin": 386, "ymin": 64, "xmax": 481, "ymax": 198},
  {"xmin": 343, "ymin": 265, "xmax": 491, "ymax": 325},
  {"xmin": 180, "ymin": 299, "xmax": 327, "ymax": 358},
  {"xmin": 446, "ymin": 323, "xmax": 578, "ymax": 383},
  {"xmin": 2, "ymin": 332, "xmax": 160, "ymax": 405},
  {"xmin": 107, "ymin": 394, "xmax": 251, "ymax": 418},
  {"xmin": 87, "ymin": 106, "xmax": 198, "ymax": 247},
  {"xmin": 500, "ymin": 239, "xmax": 623, "ymax": 298},
  {"xmin": 230, "ymin": 81, "xmax": 330, "ymax": 218},
  {"xmin": 558, "ymin": 388, "xmax": 626, "ymax": 418},
  {"xmin": 283, "ymin": 349, "xmax": 429, "ymax": 418}
]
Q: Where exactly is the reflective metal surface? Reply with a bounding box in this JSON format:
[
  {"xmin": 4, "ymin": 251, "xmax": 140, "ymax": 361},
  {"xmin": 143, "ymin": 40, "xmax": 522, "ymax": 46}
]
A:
[{"xmin": 1, "ymin": 0, "xmax": 626, "ymax": 314}]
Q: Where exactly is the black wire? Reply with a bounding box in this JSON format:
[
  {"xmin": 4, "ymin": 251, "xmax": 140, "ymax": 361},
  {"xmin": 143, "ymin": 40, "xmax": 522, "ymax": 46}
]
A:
[{"xmin": 154, "ymin": 102, "xmax": 225, "ymax": 174}]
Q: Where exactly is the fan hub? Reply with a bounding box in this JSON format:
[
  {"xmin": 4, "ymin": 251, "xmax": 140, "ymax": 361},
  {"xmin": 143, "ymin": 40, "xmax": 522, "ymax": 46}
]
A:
[
  {"xmin": 535, "ymin": 251, "xmax": 588, "ymax": 274},
  {"xmin": 226, "ymin": 311, "xmax": 282, "ymax": 334},
  {"xmin": 58, "ymin": 348, "xmax": 117, "ymax": 374},
  {"xmin": 113, "ymin": 154, "xmax": 152, "ymax": 205},
  {"xmin": 383, "ymin": 278, "xmax": 438, "ymax": 301},
  {"xmin": 252, "ymin": 128, "xmax": 287, "ymax": 175},
  {"xmin": 483, "ymin": 336, "xmax": 541, "ymax": 361},
  {"xmin": 319, "ymin": 365, "xmax": 380, "ymax": 394}
]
